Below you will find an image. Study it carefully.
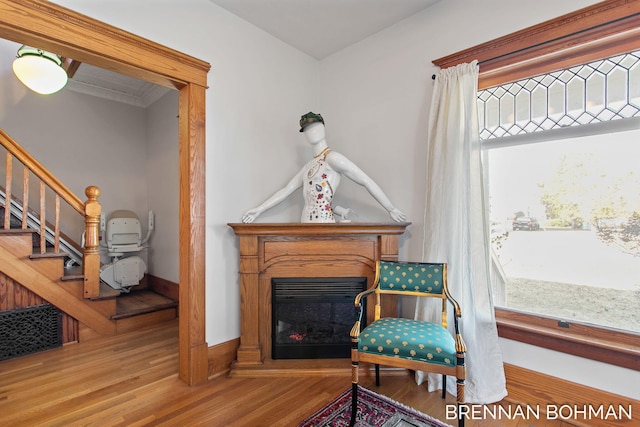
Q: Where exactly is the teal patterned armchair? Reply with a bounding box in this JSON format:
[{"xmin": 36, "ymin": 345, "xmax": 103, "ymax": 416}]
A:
[{"xmin": 349, "ymin": 260, "xmax": 466, "ymax": 427}]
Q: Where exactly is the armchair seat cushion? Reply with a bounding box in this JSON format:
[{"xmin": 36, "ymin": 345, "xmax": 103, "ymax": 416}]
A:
[{"xmin": 358, "ymin": 317, "xmax": 455, "ymax": 367}]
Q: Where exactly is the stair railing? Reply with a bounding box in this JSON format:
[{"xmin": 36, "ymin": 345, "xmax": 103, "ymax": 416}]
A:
[
  {"xmin": 0, "ymin": 187, "xmax": 84, "ymax": 267},
  {"xmin": 0, "ymin": 129, "xmax": 101, "ymax": 298}
]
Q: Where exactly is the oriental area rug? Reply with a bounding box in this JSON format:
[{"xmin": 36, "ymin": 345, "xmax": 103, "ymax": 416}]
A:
[{"xmin": 298, "ymin": 387, "xmax": 452, "ymax": 427}]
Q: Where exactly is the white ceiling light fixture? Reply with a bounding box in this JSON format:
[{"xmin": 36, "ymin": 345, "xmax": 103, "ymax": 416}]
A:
[{"xmin": 12, "ymin": 45, "xmax": 68, "ymax": 95}]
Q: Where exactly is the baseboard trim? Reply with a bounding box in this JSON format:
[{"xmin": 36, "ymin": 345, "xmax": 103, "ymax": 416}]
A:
[
  {"xmin": 504, "ymin": 363, "xmax": 639, "ymax": 427},
  {"xmin": 208, "ymin": 338, "xmax": 240, "ymax": 379},
  {"xmin": 146, "ymin": 274, "xmax": 179, "ymax": 302}
]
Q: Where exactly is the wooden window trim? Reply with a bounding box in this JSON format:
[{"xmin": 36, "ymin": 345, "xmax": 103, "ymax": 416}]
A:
[
  {"xmin": 432, "ymin": 0, "xmax": 640, "ymax": 369},
  {"xmin": 433, "ymin": 0, "xmax": 640, "ymax": 89},
  {"xmin": 496, "ymin": 308, "xmax": 639, "ymax": 371}
]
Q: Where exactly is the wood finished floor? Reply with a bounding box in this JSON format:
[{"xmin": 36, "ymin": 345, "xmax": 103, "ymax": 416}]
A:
[{"xmin": 0, "ymin": 320, "xmax": 574, "ymax": 426}]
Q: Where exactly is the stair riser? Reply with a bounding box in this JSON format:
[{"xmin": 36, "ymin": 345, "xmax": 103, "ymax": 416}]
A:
[
  {"xmin": 56, "ymin": 280, "xmax": 116, "ymax": 317},
  {"xmin": 0, "ymin": 233, "xmax": 35, "ymax": 258}
]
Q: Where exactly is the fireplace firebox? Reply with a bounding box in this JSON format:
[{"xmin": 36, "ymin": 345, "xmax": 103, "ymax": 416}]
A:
[{"xmin": 272, "ymin": 277, "xmax": 366, "ymax": 359}]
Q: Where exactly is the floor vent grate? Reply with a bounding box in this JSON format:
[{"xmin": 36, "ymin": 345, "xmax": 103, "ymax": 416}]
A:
[{"xmin": 0, "ymin": 304, "xmax": 62, "ymax": 361}]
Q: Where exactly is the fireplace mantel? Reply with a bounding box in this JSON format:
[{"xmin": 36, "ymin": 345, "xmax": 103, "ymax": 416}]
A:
[{"xmin": 228, "ymin": 222, "xmax": 409, "ymax": 376}]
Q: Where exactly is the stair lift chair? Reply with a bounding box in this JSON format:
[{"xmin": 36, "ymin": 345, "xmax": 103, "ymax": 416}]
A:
[{"xmin": 100, "ymin": 210, "xmax": 154, "ymax": 293}]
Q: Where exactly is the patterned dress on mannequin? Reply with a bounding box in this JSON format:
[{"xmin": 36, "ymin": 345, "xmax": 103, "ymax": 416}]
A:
[{"xmin": 301, "ymin": 149, "xmax": 340, "ymax": 223}]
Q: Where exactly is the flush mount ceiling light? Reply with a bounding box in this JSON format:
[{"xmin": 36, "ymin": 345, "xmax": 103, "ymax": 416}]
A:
[{"xmin": 12, "ymin": 45, "xmax": 68, "ymax": 95}]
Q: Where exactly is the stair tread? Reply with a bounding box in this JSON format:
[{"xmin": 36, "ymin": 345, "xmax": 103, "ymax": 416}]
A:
[
  {"xmin": 93, "ymin": 282, "xmax": 121, "ymax": 300},
  {"xmin": 111, "ymin": 290, "xmax": 177, "ymax": 320},
  {"xmin": 60, "ymin": 274, "xmax": 83, "ymax": 281},
  {"xmin": 0, "ymin": 228, "xmax": 38, "ymax": 234},
  {"xmin": 30, "ymin": 250, "xmax": 70, "ymax": 259}
]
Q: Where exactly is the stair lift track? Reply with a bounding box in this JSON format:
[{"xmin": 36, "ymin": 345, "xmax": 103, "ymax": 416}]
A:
[{"xmin": 0, "ymin": 189, "xmax": 83, "ymax": 268}]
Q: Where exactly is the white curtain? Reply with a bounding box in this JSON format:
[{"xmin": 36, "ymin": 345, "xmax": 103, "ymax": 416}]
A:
[{"xmin": 415, "ymin": 61, "xmax": 507, "ymax": 404}]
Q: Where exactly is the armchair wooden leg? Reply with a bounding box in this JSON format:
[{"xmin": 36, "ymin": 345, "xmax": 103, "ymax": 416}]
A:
[
  {"xmin": 350, "ymin": 383, "xmax": 358, "ymax": 427},
  {"xmin": 457, "ymin": 352, "xmax": 466, "ymax": 427},
  {"xmin": 442, "ymin": 375, "xmax": 446, "ymax": 398},
  {"xmin": 350, "ymin": 336, "xmax": 359, "ymax": 427},
  {"xmin": 456, "ymin": 383, "xmax": 465, "ymax": 427},
  {"xmin": 375, "ymin": 364, "xmax": 380, "ymax": 386}
]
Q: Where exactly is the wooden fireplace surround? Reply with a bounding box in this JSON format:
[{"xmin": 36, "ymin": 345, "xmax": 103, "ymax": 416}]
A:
[{"xmin": 228, "ymin": 222, "xmax": 409, "ymax": 377}]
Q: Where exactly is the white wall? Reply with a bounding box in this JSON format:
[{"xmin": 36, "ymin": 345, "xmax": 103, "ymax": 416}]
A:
[
  {"xmin": 500, "ymin": 339, "xmax": 639, "ymax": 400},
  {"xmin": 44, "ymin": 0, "xmax": 638, "ymax": 400},
  {"xmin": 146, "ymin": 91, "xmax": 179, "ymax": 283}
]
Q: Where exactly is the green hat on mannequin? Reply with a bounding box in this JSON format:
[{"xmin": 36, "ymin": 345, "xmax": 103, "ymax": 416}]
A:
[{"xmin": 299, "ymin": 112, "xmax": 324, "ymax": 132}]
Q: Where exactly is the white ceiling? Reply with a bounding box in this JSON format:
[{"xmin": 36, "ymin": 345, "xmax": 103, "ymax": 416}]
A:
[
  {"xmin": 209, "ymin": 0, "xmax": 440, "ymax": 60},
  {"xmin": 67, "ymin": 62, "xmax": 170, "ymax": 108}
]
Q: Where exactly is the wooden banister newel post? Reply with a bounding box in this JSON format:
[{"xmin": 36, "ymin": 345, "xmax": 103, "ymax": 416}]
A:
[{"xmin": 83, "ymin": 186, "xmax": 101, "ymax": 298}]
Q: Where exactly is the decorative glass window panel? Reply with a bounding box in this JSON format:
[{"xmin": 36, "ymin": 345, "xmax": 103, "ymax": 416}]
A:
[{"xmin": 478, "ymin": 50, "xmax": 640, "ymax": 140}]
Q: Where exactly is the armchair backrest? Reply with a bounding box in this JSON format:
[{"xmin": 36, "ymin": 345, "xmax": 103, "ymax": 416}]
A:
[
  {"xmin": 378, "ymin": 260, "xmax": 446, "ymax": 296},
  {"xmin": 374, "ymin": 260, "xmax": 460, "ymax": 328}
]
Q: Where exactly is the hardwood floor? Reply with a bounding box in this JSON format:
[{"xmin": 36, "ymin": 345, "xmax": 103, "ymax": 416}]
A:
[{"xmin": 0, "ymin": 320, "xmax": 573, "ymax": 427}]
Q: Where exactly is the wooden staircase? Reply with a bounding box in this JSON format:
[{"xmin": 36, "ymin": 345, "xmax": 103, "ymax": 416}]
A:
[
  {"xmin": 0, "ymin": 128, "xmax": 177, "ymax": 345},
  {"xmin": 0, "ymin": 219, "xmax": 176, "ymax": 341}
]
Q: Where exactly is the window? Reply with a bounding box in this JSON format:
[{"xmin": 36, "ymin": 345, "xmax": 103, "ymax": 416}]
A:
[
  {"xmin": 478, "ymin": 50, "xmax": 640, "ymax": 334},
  {"xmin": 433, "ymin": 1, "xmax": 640, "ymax": 369}
]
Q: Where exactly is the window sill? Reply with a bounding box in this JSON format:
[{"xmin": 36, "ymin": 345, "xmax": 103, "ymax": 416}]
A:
[{"xmin": 495, "ymin": 308, "xmax": 640, "ymax": 371}]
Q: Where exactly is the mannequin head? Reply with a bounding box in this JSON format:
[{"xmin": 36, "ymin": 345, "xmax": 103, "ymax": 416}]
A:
[{"xmin": 302, "ymin": 122, "xmax": 326, "ymax": 145}]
